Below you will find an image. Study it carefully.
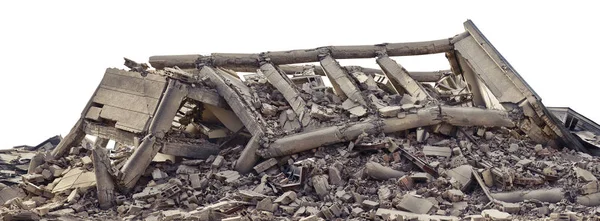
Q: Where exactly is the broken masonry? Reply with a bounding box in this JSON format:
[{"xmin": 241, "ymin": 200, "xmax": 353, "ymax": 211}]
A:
[{"xmin": 3, "ymin": 20, "xmax": 600, "ymax": 220}]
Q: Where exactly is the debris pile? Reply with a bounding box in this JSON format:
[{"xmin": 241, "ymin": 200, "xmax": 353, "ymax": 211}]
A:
[{"xmin": 2, "ymin": 20, "xmax": 600, "ymax": 220}]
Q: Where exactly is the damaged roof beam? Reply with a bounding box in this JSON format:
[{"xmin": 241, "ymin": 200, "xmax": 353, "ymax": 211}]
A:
[
  {"xmin": 320, "ymin": 55, "xmax": 367, "ymax": 105},
  {"xmin": 149, "ymin": 34, "xmax": 468, "ymax": 69},
  {"xmin": 259, "ymin": 62, "xmax": 307, "ymax": 115},
  {"xmin": 377, "ymin": 55, "xmax": 430, "ymax": 100}
]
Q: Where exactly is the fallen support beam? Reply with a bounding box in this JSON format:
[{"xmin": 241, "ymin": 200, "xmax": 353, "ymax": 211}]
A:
[
  {"xmin": 377, "ymin": 55, "xmax": 430, "ymax": 100},
  {"xmin": 91, "ymin": 138, "xmax": 115, "ymax": 209},
  {"xmin": 320, "ymin": 55, "xmax": 367, "ymax": 105},
  {"xmin": 263, "ymin": 106, "xmax": 513, "ymax": 157},
  {"xmin": 200, "ymin": 66, "xmax": 265, "ymax": 136},
  {"xmin": 234, "ymin": 132, "xmax": 263, "ymax": 174},
  {"xmin": 119, "ymin": 79, "xmax": 188, "ymax": 190},
  {"xmin": 149, "ymin": 35, "xmax": 467, "ymax": 70},
  {"xmin": 259, "ymin": 63, "xmax": 307, "ymax": 116},
  {"xmin": 279, "ymin": 65, "xmax": 446, "ymax": 83},
  {"xmin": 491, "ymin": 188, "xmax": 564, "ymax": 203},
  {"xmin": 50, "ymin": 118, "xmax": 86, "ymax": 159},
  {"xmin": 160, "ymin": 141, "xmax": 220, "ymax": 159}
]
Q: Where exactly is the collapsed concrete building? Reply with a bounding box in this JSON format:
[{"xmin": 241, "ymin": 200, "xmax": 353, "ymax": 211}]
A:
[{"xmin": 3, "ymin": 20, "xmax": 600, "ymax": 220}]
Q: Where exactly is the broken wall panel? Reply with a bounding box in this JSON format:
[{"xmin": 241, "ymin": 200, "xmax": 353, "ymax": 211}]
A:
[
  {"xmin": 119, "ymin": 79, "xmax": 188, "ymax": 190},
  {"xmin": 453, "ymin": 20, "xmax": 585, "ymax": 152}
]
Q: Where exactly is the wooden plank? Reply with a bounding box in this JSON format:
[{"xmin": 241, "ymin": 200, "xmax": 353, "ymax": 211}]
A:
[
  {"xmin": 92, "ymin": 87, "xmax": 160, "ymax": 115},
  {"xmin": 99, "ymin": 105, "xmax": 150, "ymax": 133}
]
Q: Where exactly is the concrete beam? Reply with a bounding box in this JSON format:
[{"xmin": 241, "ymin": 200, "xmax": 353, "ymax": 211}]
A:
[
  {"xmin": 149, "ymin": 34, "xmax": 468, "ymax": 70},
  {"xmin": 376, "ymin": 56, "xmax": 430, "ymax": 100}
]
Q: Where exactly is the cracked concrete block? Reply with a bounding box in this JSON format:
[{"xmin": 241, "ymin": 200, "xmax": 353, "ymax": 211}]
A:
[
  {"xmin": 411, "ymin": 172, "xmax": 434, "ymax": 183},
  {"xmin": 481, "ymin": 209, "xmax": 511, "ymax": 220},
  {"xmin": 189, "ymin": 174, "xmax": 202, "ymax": 190},
  {"xmin": 581, "ymin": 181, "xmax": 600, "ymax": 195},
  {"xmin": 422, "ymin": 146, "xmax": 452, "ymax": 157},
  {"xmin": 328, "ymin": 167, "xmax": 343, "ymax": 185},
  {"xmin": 362, "ymin": 200, "xmax": 380, "ymax": 210},
  {"xmin": 482, "ymin": 169, "xmax": 494, "ymax": 187},
  {"xmin": 500, "ymin": 202, "xmax": 520, "ymax": 214},
  {"xmin": 211, "ymin": 155, "xmax": 224, "ymax": 169},
  {"xmin": 443, "ymin": 189, "xmax": 465, "ymax": 202},
  {"xmin": 397, "ymin": 194, "xmax": 433, "ymax": 214},
  {"xmin": 254, "ymin": 158, "xmax": 278, "ymax": 173},
  {"xmin": 378, "ymin": 187, "xmax": 391, "ymax": 201},
  {"xmin": 312, "ymin": 175, "xmax": 329, "ymax": 199},
  {"xmin": 351, "ymin": 207, "xmax": 365, "ymax": 217},
  {"xmin": 274, "ymin": 191, "xmax": 297, "ymax": 205},
  {"xmin": 257, "ymin": 198, "xmax": 277, "ymax": 212},
  {"xmin": 447, "ymin": 165, "xmax": 473, "ymax": 191},
  {"xmin": 215, "ymin": 170, "xmax": 240, "ymax": 184},
  {"xmin": 152, "ymin": 168, "xmax": 168, "ymax": 180},
  {"xmin": 507, "ymin": 143, "xmax": 519, "ymax": 153},
  {"xmin": 575, "ymin": 167, "xmax": 597, "ymax": 182}
]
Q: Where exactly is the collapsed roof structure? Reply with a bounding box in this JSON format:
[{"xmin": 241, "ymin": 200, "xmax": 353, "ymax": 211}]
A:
[{"xmin": 2, "ymin": 20, "xmax": 600, "ymax": 220}]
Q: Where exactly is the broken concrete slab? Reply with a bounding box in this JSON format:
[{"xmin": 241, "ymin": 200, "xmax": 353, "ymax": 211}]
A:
[
  {"xmin": 422, "ymin": 145, "xmax": 452, "ymax": 157},
  {"xmin": 52, "ymin": 167, "xmax": 96, "ymax": 193},
  {"xmin": 397, "ymin": 194, "xmax": 434, "ymax": 214}
]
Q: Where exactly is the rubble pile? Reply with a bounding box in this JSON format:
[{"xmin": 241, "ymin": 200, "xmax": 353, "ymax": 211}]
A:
[{"xmin": 2, "ymin": 20, "xmax": 600, "ymax": 220}]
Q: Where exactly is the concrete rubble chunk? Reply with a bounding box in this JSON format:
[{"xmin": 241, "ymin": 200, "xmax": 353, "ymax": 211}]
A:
[
  {"xmin": 422, "ymin": 145, "xmax": 452, "ymax": 157},
  {"xmin": 312, "ymin": 175, "xmax": 329, "ymax": 199},
  {"xmin": 211, "ymin": 155, "xmax": 224, "ymax": 169},
  {"xmin": 575, "ymin": 167, "xmax": 597, "ymax": 182},
  {"xmin": 362, "ymin": 200, "xmax": 380, "ymax": 209},
  {"xmin": 365, "ymin": 161, "xmax": 405, "ymax": 180},
  {"xmin": 253, "ymin": 158, "xmax": 278, "ymax": 174},
  {"xmin": 328, "ymin": 167, "xmax": 343, "ymax": 185},
  {"xmin": 4, "ymin": 20, "xmax": 599, "ymax": 220},
  {"xmin": 447, "ymin": 165, "xmax": 473, "ymax": 191},
  {"xmin": 481, "ymin": 209, "xmax": 512, "ymax": 220},
  {"xmin": 256, "ymin": 198, "xmax": 277, "ymax": 212},
  {"xmin": 274, "ymin": 191, "xmax": 297, "ymax": 205},
  {"xmin": 215, "ymin": 170, "xmax": 240, "ymax": 184},
  {"xmin": 397, "ymin": 194, "xmax": 434, "ymax": 214}
]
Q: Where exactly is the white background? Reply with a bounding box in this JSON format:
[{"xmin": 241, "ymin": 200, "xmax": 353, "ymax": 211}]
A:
[{"xmin": 0, "ymin": 1, "xmax": 598, "ymax": 149}]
